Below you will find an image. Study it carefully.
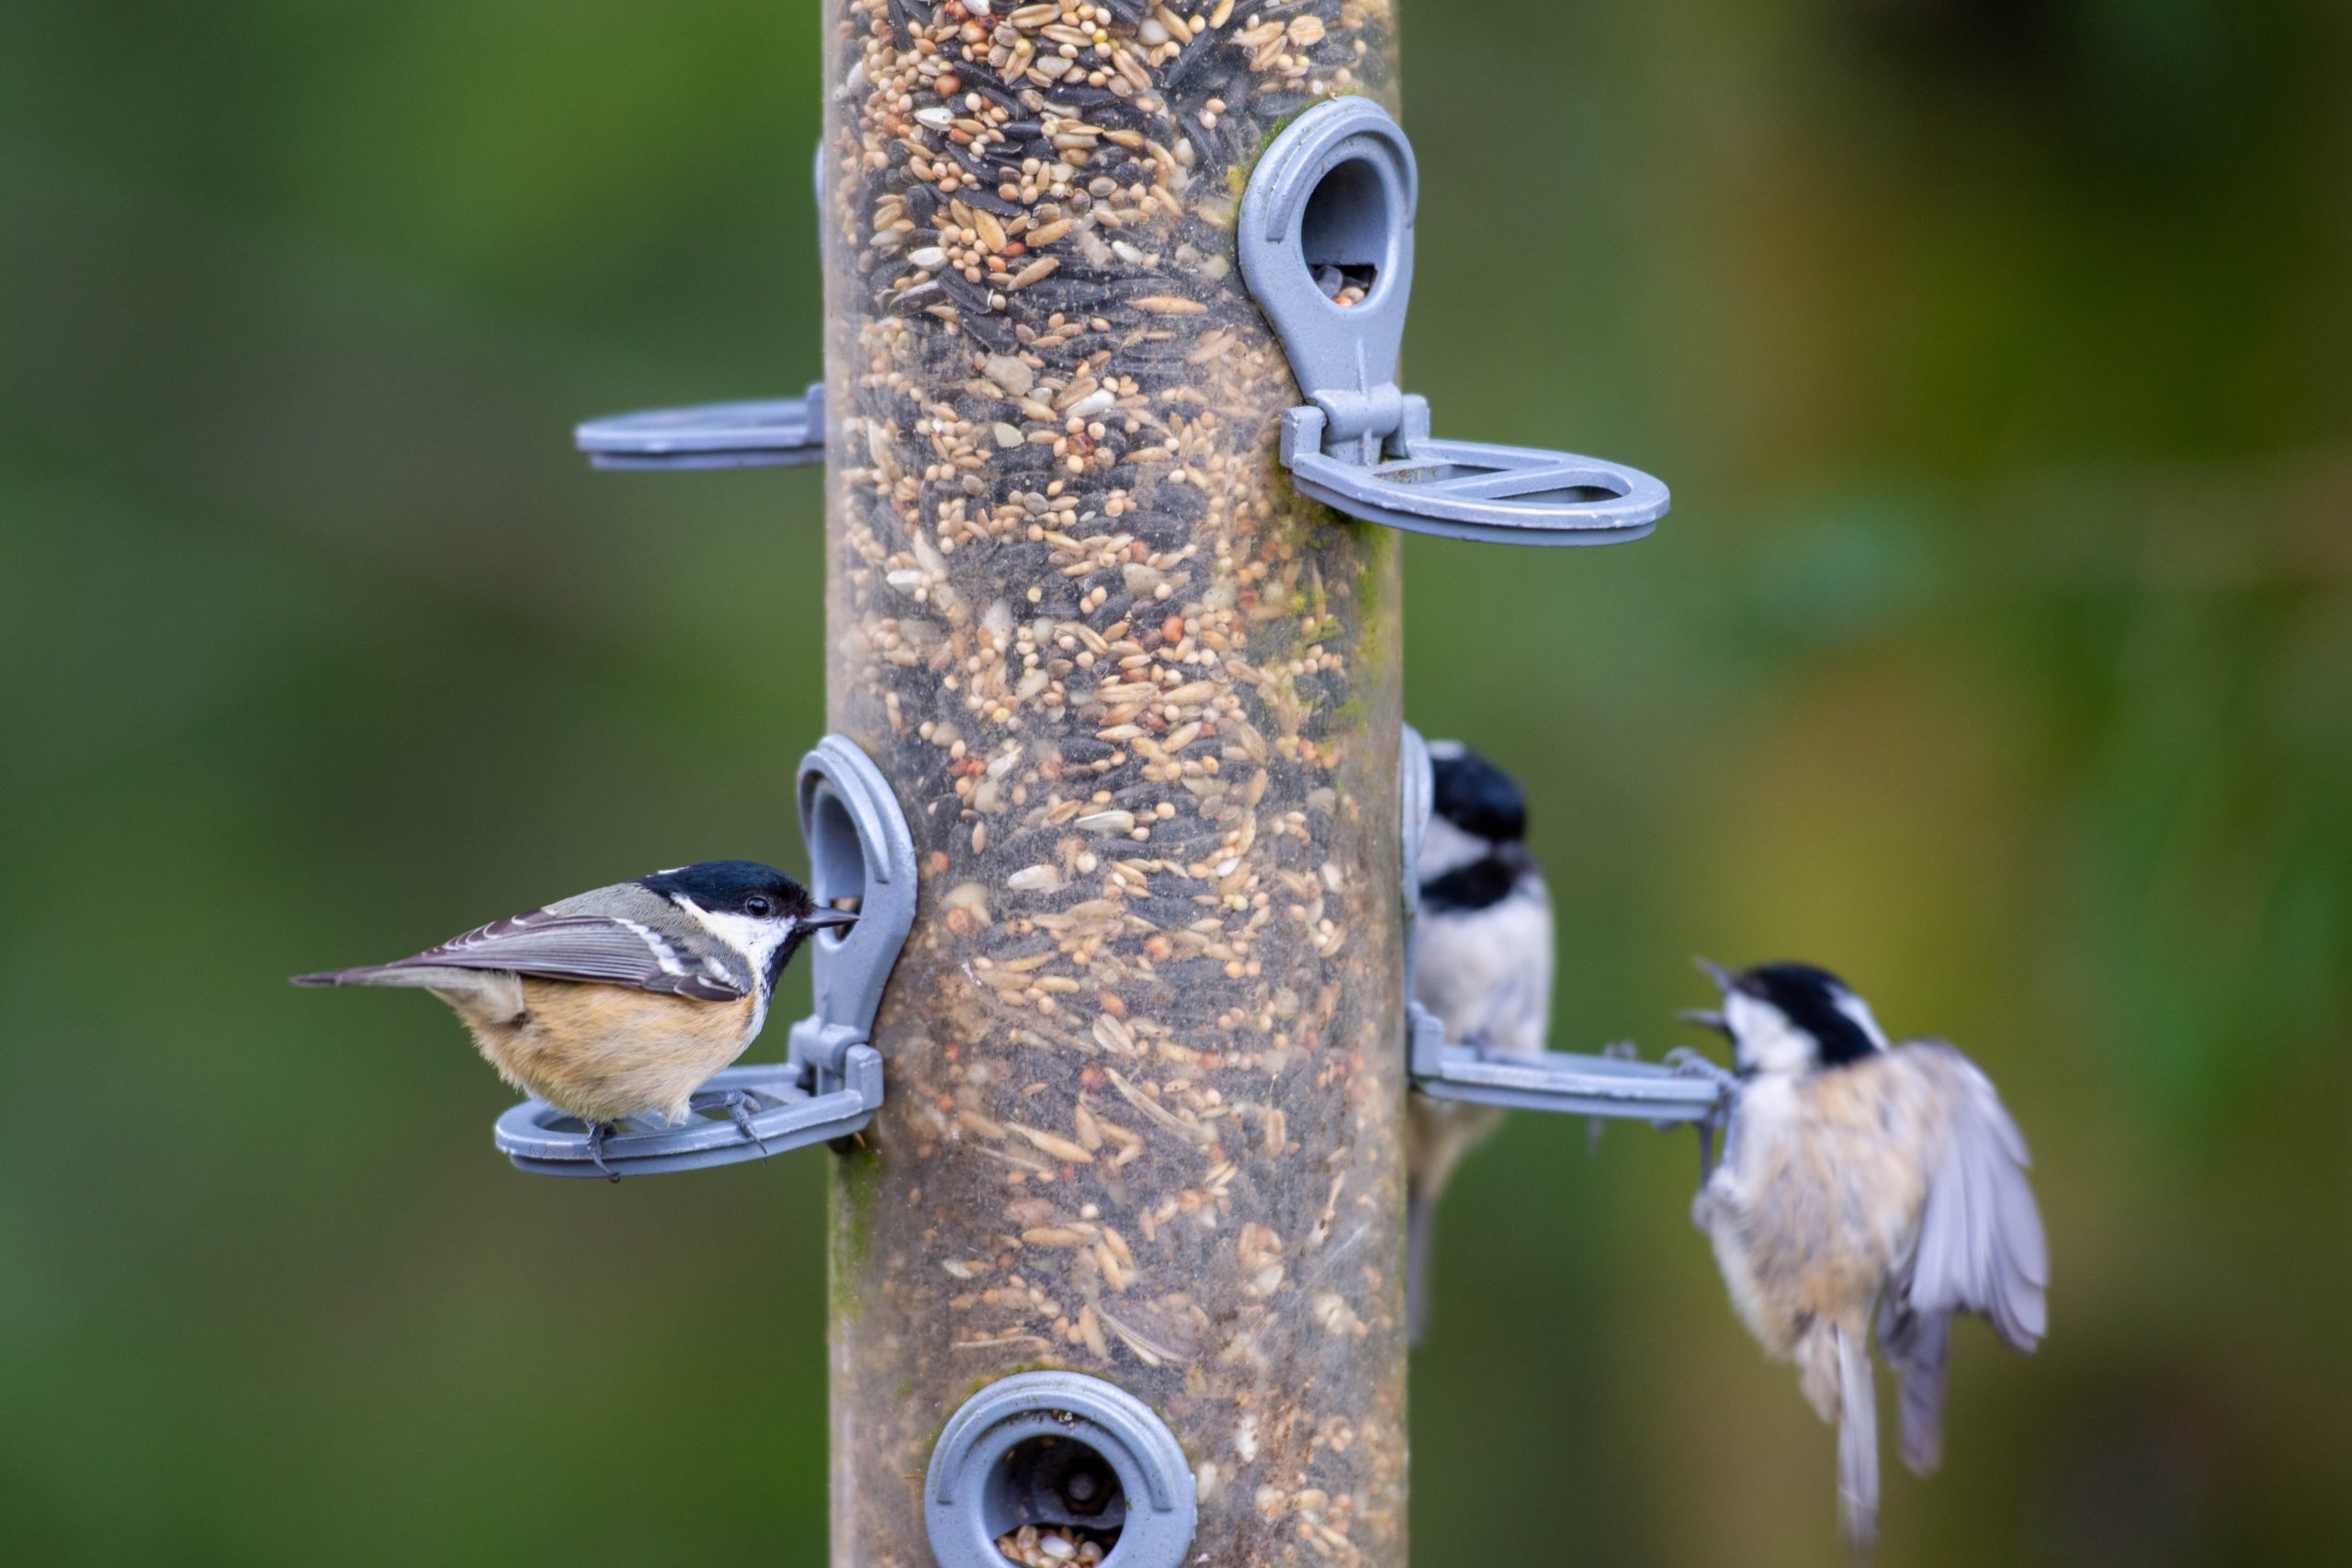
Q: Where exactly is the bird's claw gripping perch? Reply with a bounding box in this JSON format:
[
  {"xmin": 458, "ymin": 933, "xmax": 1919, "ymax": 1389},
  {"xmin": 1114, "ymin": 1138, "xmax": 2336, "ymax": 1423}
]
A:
[
  {"xmin": 688, "ymin": 1087, "xmax": 774, "ymax": 1155},
  {"xmin": 1662, "ymin": 1048, "xmax": 1739, "ymax": 1184},
  {"xmin": 1663, "ymin": 1046, "xmax": 1739, "ymax": 1093},
  {"xmin": 585, "ymin": 1122, "xmax": 621, "ymax": 1183}
]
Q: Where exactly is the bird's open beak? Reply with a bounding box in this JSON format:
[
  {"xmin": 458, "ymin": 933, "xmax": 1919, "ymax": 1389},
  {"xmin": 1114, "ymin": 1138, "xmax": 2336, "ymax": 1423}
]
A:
[
  {"xmin": 802, "ymin": 907, "xmax": 860, "ymax": 931},
  {"xmin": 1684, "ymin": 958, "xmax": 1736, "ymax": 1033}
]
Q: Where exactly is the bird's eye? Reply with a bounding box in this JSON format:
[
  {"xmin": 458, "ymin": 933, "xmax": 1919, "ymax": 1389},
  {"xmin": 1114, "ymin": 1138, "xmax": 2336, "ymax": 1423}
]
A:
[{"xmin": 745, "ymin": 895, "xmax": 775, "ymax": 917}]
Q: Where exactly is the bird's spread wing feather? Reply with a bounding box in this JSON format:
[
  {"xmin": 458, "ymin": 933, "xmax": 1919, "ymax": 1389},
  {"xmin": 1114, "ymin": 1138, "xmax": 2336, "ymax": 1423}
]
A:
[
  {"xmin": 1896, "ymin": 1043, "xmax": 2049, "ymax": 1353},
  {"xmin": 291, "ymin": 907, "xmax": 743, "ymax": 1001}
]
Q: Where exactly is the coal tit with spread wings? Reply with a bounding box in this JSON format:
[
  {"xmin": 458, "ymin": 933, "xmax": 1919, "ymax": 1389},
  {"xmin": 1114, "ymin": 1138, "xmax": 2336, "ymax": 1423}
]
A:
[
  {"xmin": 1406, "ymin": 742, "xmax": 1555, "ymax": 1340},
  {"xmin": 1672, "ymin": 961, "xmax": 2048, "ymax": 1557},
  {"xmin": 294, "ymin": 861, "xmax": 854, "ymax": 1177}
]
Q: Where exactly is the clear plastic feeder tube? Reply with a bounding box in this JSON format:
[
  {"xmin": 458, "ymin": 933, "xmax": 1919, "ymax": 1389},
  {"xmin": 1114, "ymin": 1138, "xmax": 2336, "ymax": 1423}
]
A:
[{"xmin": 819, "ymin": 3, "xmax": 1408, "ymax": 1564}]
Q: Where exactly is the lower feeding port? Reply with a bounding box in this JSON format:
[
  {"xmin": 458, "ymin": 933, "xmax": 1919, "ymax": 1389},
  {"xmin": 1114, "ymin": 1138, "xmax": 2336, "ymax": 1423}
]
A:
[
  {"xmin": 991, "ymin": 1435, "xmax": 1123, "ymax": 1566},
  {"xmin": 925, "ymin": 1373, "xmax": 1195, "ymax": 1568}
]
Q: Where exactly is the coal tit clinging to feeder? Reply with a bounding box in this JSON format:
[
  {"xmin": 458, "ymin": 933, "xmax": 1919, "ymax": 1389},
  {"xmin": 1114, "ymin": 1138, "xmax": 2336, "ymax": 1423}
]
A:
[
  {"xmin": 1406, "ymin": 742, "xmax": 1555, "ymax": 1341},
  {"xmin": 293, "ymin": 861, "xmax": 854, "ymax": 1179},
  {"xmin": 1671, "ymin": 961, "xmax": 2048, "ymax": 1557}
]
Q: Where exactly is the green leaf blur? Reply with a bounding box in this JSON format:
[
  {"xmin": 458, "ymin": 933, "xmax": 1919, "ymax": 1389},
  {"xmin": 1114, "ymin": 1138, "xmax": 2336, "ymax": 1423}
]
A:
[{"xmin": 2, "ymin": 2, "xmax": 2345, "ymax": 1562}]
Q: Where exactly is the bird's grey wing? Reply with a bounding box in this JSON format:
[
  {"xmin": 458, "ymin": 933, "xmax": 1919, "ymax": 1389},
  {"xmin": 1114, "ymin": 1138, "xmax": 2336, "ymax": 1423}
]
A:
[
  {"xmin": 1896, "ymin": 1043, "xmax": 2049, "ymax": 1353},
  {"xmin": 291, "ymin": 906, "xmax": 744, "ymax": 1001}
]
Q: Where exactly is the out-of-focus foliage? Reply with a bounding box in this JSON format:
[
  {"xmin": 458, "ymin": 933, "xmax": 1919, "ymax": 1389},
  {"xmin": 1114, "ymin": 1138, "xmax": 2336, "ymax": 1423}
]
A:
[{"xmin": 2, "ymin": 2, "xmax": 2345, "ymax": 1562}]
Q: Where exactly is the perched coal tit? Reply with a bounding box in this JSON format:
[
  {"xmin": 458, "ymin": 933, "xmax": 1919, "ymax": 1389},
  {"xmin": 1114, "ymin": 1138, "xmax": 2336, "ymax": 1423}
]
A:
[
  {"xmin": 1406, "ymin": 742, "xmax": 1555, "ymax": 1341},
  {"xmin": 1672, "ymin": 961, "xmax": 2048, "ymax": 1557},
  {"xmin": 294, "ymin": 861, "xmax": 853, "ymax": 1178}
]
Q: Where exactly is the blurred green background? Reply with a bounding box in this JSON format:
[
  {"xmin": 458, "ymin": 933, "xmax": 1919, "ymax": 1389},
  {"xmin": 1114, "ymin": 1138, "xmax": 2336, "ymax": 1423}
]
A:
[{"xmin": 4, "ymin": 1, "xmax": 2347, "ymax": 1562}]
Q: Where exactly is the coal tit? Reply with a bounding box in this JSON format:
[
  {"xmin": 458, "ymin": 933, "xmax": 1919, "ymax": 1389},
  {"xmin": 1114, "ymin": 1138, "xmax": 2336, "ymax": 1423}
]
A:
[
  {"xmin": 294, "ymin": 861, "xmax": 853, "ymax": 1178},
  {"xmin": 1674, "ymin": 960, "xmax": 2048, "ymax": 1555},
  {"xmin": 1406, "ymin": 741, "xmax": 1555, "ymax": 1340}
]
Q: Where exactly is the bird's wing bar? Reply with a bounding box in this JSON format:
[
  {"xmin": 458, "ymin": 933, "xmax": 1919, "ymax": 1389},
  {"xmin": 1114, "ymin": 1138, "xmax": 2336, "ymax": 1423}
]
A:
[
  {"xmin": 1898, "ymin": 1043, "xmax": 2049, "ymax": 1352},
  {"xmin": 294, "ymin": 909, "xmax": 744, "ymax": 1001}
]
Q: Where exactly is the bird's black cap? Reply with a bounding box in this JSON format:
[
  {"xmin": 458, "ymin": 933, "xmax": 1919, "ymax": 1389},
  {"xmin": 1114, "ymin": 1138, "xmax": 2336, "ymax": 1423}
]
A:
[
  {"xmin": 1430, "ymin": 744, "xmax": 1526, "ymax": 844},
  {"xmin": 1731, "ymin": 961, "xmax": 1883, "ymax": 1068},
  {"xmin": 639, "ymin": 861, "xmax": 817, "ymax": 918}
]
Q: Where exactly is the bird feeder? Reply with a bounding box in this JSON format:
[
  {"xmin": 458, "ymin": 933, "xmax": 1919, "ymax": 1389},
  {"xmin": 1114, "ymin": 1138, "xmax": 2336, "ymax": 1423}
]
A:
[{"xmin": 507, "ymin": 5, "xmax": 1714, "ymax": 1562}]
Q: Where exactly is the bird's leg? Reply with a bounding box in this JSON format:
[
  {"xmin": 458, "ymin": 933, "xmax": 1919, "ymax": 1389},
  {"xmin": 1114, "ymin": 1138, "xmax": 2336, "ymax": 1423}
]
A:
[
  {"xmin": 1696, "ymin": 1095, "xmax": 1743, "ymax": 1188},
  {"xmin": 1663, "ymin": 1048, "xmax": 1739, "ymax": 1188},
  {"xmin": 687, "ymin": 1088, "xmax": 773, "ymax": 1155},
  {"xmin": 585, "ymin": 1122, "xmax": 622, "ymax": 1183}
]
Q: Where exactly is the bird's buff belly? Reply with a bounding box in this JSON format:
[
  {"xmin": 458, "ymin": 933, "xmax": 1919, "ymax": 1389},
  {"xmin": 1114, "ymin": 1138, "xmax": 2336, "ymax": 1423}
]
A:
[{"xmin": 450, "ymin": 978, "xmax": 759, "ymax": 1125}]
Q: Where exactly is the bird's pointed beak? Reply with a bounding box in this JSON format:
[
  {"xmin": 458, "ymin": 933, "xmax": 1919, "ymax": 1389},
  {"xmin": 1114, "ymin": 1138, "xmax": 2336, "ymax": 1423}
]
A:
[
  {"xmin": 801, "ymin": 906, "xmax": 860, "ymax": 931},
  {"xmin": 1692, "ymin": 955, "xmax": 1737, "ymax": 993},
  {"xmin": 1677, "ymin": 1008, "xmax": 1731, "ymax": 1036}
]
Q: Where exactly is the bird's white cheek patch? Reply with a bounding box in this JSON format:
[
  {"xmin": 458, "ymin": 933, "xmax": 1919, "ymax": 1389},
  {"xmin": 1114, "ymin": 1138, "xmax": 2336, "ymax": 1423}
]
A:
[
  {"xmin": 1415, "ymin": 816, "xmax": 1490, "ymax": 880},
  {"xmin": 1832, "ymin": 989, "xmax": 1890, "ymax": 1052},
  {"xmin": 681, "ymin": 906, "xmax": 787, "ymax": 974},
  {"xmin": 1727, "ymin": 991, "xmax": 1814, "ymax": 1076}
]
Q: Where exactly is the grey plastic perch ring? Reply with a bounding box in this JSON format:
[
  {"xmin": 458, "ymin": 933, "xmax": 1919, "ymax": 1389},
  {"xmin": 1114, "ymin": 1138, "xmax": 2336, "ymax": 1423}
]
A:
[
  {"xmin": 573, "ymin": 384, "xmax": 827, "ymax": 471},
  {"xmin": 1238, "ymin": 97, "xmax": 1670, "ymax": 545}
]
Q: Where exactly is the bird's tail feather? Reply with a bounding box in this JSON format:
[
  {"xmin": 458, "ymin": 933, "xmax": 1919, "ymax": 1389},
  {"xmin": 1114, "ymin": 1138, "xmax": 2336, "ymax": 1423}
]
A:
[
  {"xmin": 291, "ymin": 964, "xmax": 499, "ymax": 992},
  {"xmin": 1837, "ymin": 1325, "xmax": 1880, "ymax": 1563},
  {"xmin": 1405, "ymin": 1180, "xmax": 1434, "ymax": 1345},
  {"xmin": 1876, "ymin": 1300, "xmax": 1951, "ymax": 1476}
]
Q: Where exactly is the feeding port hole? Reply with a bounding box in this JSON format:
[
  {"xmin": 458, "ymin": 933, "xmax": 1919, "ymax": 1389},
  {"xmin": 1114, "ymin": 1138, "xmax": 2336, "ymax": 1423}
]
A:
[
  {"xmin": 1385, "ymin": 456, "xmax": 1631, "ymax": 509},
  {"xmin": 1300, "ymin": 155, "xmax": 1396, "ymax": 307},
  {"xmin": 986, "ymin": 1435, "xmax": 1125, "ymax": 1564},
  {"xmin": 804, "ymin": 777, "xmax": 865, "ymax": 946}
]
